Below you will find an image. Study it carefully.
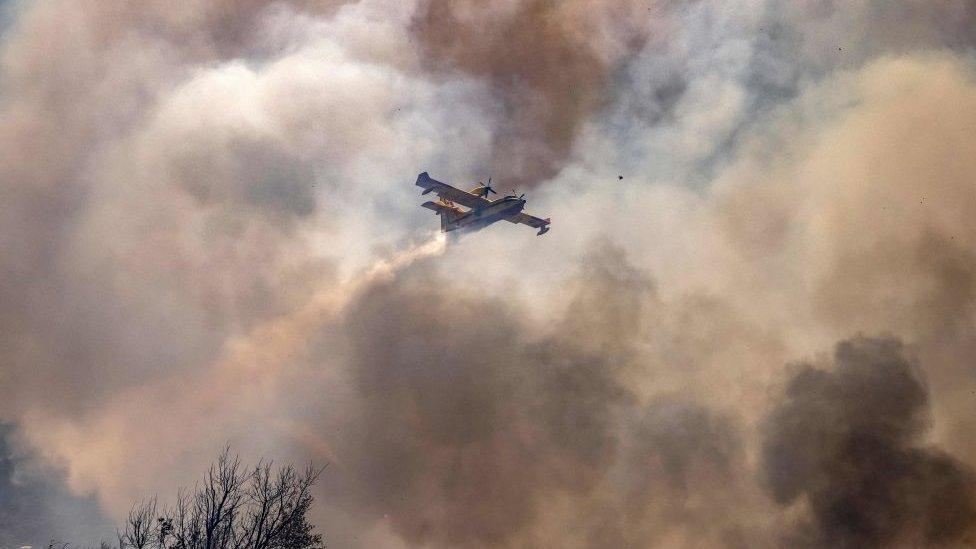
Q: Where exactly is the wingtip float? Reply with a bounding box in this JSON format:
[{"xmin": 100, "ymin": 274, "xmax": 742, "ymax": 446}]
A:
[{"xmin": 415, "ymin": 172, "xmax": 552, "ymax": 236}]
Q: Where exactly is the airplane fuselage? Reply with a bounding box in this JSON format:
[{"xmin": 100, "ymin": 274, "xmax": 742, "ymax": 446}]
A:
[{"xmin": 444, "ymin": 197, "xmax": 525, "ymax": 233}]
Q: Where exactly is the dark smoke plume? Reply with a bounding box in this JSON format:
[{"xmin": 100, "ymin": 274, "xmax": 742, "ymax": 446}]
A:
[
  {"xmin": 411, "ymin": 0, "xmax": 668, "ymax": 188},
  {"xmin": 334, "ymin": 248, "xmax": 646, "ymax": 546},
  {"xmin": 762, "ymin": 336, "xmax": 976, "ymax": 548},
  {"xmin": 317, "ymin": 245, "xmax": 764, "ymax": 547}
]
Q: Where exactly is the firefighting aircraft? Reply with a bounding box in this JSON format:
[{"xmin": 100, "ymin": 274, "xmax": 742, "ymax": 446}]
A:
[{"xmin": 415, "ymin": 172, "xmax": 551, "ymax": 236}]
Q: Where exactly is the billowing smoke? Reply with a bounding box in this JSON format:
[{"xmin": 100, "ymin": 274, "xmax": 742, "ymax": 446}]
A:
[
  {"xmin": 3, "ymin": 0, "xmax": 976, "ymax": 547},
  {"xmin": 334, "ymin": 247, "xmax": 640, "ymax": 546},
  {"xmin": 762, "ymin": 337, "xmax": 976, "ymax": 547},
  {"xmin": 411, "ymin": 0, "xmax": 672, "ymax": 188},
  {"xmin": 320, "ymin": 246, "xmax": 763, "ymax": 547}
]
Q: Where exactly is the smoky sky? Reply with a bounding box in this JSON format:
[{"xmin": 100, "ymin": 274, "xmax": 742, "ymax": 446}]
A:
[{"xmin": 3, "ymin": 0, "xmax": 976, "ymax": 547}]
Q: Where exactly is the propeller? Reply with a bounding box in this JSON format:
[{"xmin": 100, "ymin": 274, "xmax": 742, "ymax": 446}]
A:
[{"xmin": 476, "ymin": 178, "xmax": 497, "ymax": 198}]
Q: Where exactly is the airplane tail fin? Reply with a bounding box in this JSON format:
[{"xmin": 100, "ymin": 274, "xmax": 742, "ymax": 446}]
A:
[
  {"xmin": 537, "ymin": 218, "xmax": 551, "ymax": 236},
  {"xmin": 416, "ymin": 172, "xmax": 435, "ymax": 195}
]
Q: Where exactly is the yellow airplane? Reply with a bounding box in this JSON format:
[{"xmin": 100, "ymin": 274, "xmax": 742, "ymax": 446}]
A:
[{"xmin": 415, "ymin": 172, "xmax": 551, "ymax": 236}]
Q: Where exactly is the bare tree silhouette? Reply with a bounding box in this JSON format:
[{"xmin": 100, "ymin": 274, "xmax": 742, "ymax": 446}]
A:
[{"xmin": 115, "ymin": 449, "xmax": 324, "ymax": 549}]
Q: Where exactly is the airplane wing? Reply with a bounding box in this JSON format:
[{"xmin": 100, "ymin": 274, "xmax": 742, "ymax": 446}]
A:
[
  {"xmin": 507, "ymin": 212, "xmax": 551, "ymax": 235},
  {"xmin": 416, "ymin": 172, "xmax": 490, "ymax": 210}
]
